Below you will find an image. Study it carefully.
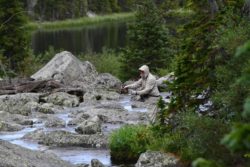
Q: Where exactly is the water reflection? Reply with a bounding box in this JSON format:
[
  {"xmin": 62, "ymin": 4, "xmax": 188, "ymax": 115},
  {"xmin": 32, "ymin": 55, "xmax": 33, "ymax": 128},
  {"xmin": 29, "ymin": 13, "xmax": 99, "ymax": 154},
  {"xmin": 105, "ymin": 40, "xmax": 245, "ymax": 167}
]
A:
[{"xmin": 31, "ymin": 22, "xmax": 127, "ymax": 55}]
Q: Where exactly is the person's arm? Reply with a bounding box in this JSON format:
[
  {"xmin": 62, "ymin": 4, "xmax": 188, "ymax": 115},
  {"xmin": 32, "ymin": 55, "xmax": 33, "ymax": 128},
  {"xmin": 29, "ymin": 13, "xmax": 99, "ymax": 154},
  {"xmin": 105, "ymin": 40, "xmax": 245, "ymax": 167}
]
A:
[
  {"xmin": 125, "ymin": 79, "xmax": 142, "ymax": 89},
  {"xmin": 136, "ymin": 78, "xmax": 156, "ymax": 95}
]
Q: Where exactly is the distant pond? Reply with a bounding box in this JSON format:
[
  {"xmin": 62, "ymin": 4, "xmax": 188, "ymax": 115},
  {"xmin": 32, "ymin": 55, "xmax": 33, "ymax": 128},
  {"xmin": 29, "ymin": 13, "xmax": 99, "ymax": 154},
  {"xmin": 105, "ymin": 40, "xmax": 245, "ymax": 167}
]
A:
[{"xmin": 31, "ymin": 22, "xmax": 127, "ymax": 55}]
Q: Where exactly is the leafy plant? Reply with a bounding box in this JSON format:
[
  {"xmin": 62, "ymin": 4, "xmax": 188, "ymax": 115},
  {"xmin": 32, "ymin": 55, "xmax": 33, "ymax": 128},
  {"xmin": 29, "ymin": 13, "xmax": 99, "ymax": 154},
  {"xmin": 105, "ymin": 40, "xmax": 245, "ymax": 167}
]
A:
[
  {"xmin": 22, "ymin": 46, "xmax": 58, "ymax": 76},
  {"xmin": 192, "ymin": 158, "xmax": 220, "ymax": 167},
  {"xmin": 149, "ymin": 112, "xmax": 233, "ymax": 166},
  {"xmin": 79, "ymin": 48, "xmax": 122, "ymax": 78},
  {"xmin": 109, "ymin": 125, "xmax": 153, "ymax": 164}
]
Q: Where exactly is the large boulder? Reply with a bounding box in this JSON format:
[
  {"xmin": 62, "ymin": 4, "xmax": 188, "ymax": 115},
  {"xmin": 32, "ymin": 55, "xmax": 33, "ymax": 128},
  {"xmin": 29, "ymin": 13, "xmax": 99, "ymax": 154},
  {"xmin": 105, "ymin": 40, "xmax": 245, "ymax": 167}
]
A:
[
  {"xmin": 0, "ymin": 140, "xmax": 75, "ymax": 167},
  {"xmin": 135, "ymin": 151, "xmax": 182, "ymax": 167},
  {"xmin": 31, "ymin": 51, "xmax": 98, "ymax": 85},
  {"xmin": 0, "ymin": 93, "xmax": 39, "ymax": 115}
]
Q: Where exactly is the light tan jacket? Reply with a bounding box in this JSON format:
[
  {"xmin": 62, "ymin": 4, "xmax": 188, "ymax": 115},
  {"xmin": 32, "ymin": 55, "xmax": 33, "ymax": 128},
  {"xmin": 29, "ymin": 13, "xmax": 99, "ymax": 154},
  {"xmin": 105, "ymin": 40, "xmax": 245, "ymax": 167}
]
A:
[{"xmin": 126, "ymin": 65, "xmax": 160, "ymax": 96}]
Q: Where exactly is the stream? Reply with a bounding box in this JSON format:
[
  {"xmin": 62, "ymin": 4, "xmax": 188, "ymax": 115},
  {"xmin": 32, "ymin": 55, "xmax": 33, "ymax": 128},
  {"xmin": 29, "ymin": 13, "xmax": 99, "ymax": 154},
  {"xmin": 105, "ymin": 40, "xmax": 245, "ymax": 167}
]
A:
[{"xmin": 0, "ymin": 94, "xmax": 148, "ymax": 166}]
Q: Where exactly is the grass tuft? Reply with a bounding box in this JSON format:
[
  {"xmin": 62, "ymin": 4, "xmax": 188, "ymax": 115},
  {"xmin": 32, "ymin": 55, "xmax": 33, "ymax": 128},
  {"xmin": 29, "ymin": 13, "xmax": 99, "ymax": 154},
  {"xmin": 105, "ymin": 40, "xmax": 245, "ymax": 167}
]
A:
[{"xmin": 26, "ymin": 12, "xmax": 135, "ymax": 30}]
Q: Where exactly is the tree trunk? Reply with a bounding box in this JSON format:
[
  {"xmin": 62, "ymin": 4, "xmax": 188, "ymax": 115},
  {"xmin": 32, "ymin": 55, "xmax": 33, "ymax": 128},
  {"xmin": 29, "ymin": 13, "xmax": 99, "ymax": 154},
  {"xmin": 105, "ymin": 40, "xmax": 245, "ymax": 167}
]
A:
[{"xmin": 208, "ymin": 0, "xmax": 219, "ymax": 17}]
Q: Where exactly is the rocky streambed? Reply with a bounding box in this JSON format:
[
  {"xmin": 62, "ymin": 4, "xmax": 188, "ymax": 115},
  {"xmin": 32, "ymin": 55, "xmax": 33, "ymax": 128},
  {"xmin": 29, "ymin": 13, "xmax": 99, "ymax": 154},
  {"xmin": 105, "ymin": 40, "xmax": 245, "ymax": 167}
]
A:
[
  {"xmin": 0, "ymin": 92, "xmax": 159, "ymax": 166},
  {"xmin": 0, "ymin": 51, "xmax": 176, "ymax": 167}
]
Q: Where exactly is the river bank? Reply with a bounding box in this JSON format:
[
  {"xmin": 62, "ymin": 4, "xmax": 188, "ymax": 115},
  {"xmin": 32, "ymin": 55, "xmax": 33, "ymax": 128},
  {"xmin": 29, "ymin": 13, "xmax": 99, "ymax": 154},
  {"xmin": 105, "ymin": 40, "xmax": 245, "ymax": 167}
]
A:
[{"xmin": 26, "ymin": 12, "xmax": 135, "ymax": 31}]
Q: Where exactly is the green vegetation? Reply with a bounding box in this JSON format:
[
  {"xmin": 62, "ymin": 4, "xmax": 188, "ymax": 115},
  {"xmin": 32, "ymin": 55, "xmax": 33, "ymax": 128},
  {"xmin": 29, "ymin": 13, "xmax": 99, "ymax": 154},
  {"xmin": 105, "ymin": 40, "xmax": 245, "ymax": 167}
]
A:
[
  {"xmin": 1, "ymin": 0, "xmax": 250, "ymax": 166},
  {"xmin": 0, "ymin": 0, "xmax": 30, "ymax": 75},
  {"xmin": 25, "ymin": 0, "xmax": 138, "ymax": 21},
  {"xmin": 121, "ymin": 0, "xmax": 172, "ymax": 80},
  {"xmin": 192, "ymin": 158, "xmax": 219, "ymax": 167},
  {"xmin": 109, "ymin": 112, "xmax": 242, "ymax": 166},
  {"xmin": 109, "ymin": 125, "xmax": 153, "ymax": 163},
  {"xmin": 22, "ymin": 46, "xmax": 57, "ymax": 76},
  {"xmin": 32, "ymin": 0, "xmax": 88, "ymax": 21},
  {"xmin": 26, "ymin": 12, "xmax": 135, "ymax": 30},
  {"xmin": 109, "ymin": 0, "xmax": 250, "ymax": 166},
  {"xmin": 220, "ymin": 41, "xmax": 250, "ymax": 154},
  {"xmin": 79, "ymin": 49, "xmax": 122, "ymax": 78}
]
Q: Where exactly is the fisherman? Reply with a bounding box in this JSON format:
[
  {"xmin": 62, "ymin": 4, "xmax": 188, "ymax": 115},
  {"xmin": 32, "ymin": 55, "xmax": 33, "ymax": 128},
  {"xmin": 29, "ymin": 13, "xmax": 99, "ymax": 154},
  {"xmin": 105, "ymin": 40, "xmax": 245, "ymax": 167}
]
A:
[{"xmin": 124, "ymin": 65, "xmax": 160, "ymax": 100}]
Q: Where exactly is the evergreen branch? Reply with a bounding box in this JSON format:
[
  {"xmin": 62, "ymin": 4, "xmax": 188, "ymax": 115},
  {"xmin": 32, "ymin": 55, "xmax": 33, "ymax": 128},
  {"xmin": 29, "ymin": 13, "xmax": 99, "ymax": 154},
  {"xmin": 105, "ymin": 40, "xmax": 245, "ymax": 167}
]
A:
[{"xmin": 0, "ymin": 10, "xmax": 30, "ymax": 30}]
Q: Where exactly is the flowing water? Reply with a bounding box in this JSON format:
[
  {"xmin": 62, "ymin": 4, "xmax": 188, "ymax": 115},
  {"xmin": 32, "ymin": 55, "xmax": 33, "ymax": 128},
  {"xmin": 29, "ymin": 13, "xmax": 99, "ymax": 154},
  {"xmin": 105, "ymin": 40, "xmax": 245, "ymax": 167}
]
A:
[{"xmin": 0, "ymin": 95, "xmax": 147, "ymax": 166}]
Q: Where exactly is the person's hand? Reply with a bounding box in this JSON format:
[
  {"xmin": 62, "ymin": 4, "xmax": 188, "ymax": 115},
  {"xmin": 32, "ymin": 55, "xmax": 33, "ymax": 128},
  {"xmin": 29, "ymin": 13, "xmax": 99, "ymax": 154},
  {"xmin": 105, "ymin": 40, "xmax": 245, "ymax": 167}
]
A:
[
  {"xmin": 124, "ymin": 85, "xmax": 129, "ymax": 89},
  {"xmin": 131, "ymin": 90, "xmax": 137, "ymax": 95}
]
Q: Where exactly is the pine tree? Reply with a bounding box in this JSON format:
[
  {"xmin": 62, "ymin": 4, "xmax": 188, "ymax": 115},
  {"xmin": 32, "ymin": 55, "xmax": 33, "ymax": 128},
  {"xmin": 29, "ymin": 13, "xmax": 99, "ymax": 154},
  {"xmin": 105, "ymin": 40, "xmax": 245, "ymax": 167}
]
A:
[
  {"xmin": 0, "ymin": 0, "xmax": 30, "ymax": 74},
  {"xmin": 168, "ymin": 0, "xmax": 246, "ymax": 112},
  {"xmin": 221, "ymin": 40, "xmax": 250, "ymax": 154},
  {"xmin": 121, "ymin": 0, "xmax": 171, "ymax": 80}
]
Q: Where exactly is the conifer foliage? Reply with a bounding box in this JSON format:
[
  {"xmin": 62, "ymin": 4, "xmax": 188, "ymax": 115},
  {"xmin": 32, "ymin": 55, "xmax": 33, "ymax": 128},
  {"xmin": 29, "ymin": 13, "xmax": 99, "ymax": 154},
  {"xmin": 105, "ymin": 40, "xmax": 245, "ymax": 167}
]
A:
[
  {"xmin": 121, "ymin": 0, "xmax": 171, "ymax": 80},
  {"xmin": 168, "ymin": 0, "xmax": 245, "ymax": 112},
  {"xmin": 0, "ymin": 0, "xmax": 29, "ymax": 73}
]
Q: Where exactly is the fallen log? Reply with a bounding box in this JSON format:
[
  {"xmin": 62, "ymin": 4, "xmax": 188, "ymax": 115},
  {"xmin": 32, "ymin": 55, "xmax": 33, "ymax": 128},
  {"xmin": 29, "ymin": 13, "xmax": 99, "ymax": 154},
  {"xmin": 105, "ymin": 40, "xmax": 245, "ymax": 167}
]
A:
[{"xmin": 0, "ymin": 78, "xmax": 62, "ymax": 95}]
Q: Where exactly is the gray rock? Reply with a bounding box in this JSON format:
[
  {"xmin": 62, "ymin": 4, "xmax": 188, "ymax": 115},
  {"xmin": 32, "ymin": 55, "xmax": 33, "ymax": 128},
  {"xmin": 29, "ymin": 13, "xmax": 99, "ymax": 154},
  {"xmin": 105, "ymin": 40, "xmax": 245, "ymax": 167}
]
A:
[
  {"xmin": 94, "ymin": 73, "xmax": 122, "ymax": 90},
  {"xmin": 83, "ymin": 90, "xmax": 120, "ymax": 103},
  {"xmin": 75, "ymin": 106, "xmax": 148, "ymax": 125},
  {"xmin": 40, "ymin": 130, "xmax": 108, "ymax": 148},
  {"xmin": 44, "ymin": 92, "xmax": 80, "ymax": 107},
  {"xmin": 23, "ymin": 129, "xmax": 46, "ymax": 141},
  {"xmin": 91, "ymin": 159, "xmax": 105, "ymax": 167},
  {"xmin": 75, "ymin": 116, "xmax": 102, "ymax": 134},
  {"xmin": 156, "ymin": 72, "xmax": 175, "ymax": 88},
  {"xmin": 0, "ymin": 121, "xmax": 23, "ymax": 131},
  {"xmin": 31, "ymin": 51, "xmax": 98, "ymax": 86},
  {"xmin": 95, "ymin": 101, "xmax": 124, "ymax": 110},
  {"xmin": 35, "ymin": 103, "xmax": 55, "ymax": 114},
  {"xmin": 131, "ymin": 96, "xmax": 160, "ymax": 111},
  {"xmin": 77, "ymin": 164, "xmax": 89, "ymax": 167},
  {"xmin": 45, "ymin": 116, "xmax": 66, "ymax": 128},
  {"xmin": 68, "ymin": 113, "xmax": 90, "ymax": 126},
  {"xmin": 0, "ymin": 93, "xmax": 39, "ymax": 115},
  {"xmin": 18, "ymin": 119, "xmax": 34, "ymax": 125},
  {"xmin": 0, "ymin": 111, "xmax": 33, "ymax": 125},
  {"xmin": 0, "ymin": 140, "xmax": 75, "ymax": 167},
  {"xmin": 135, "ymin": 151, "xmax": 182, "ymax": 167}
]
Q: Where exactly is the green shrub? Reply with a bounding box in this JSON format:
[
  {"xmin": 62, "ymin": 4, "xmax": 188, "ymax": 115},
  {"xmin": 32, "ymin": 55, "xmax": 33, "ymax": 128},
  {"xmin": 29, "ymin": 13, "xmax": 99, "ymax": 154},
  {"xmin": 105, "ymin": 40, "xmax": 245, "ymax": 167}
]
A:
[
  {"xmin": 221, "ymin": 123, "xmax": 250, "ymax": 152},
  {"xmin": 22, "ymin": 46, "xmax": 57, "ymax": 76},
  {"xmin": 149, "ymin": 112, "xmax": 234, "ymax": 166},
  {"xmin": 109, "ymin": 124, "xmax": 153, "ymax": 164},
  {"xmin": 192, "ymin": 158, "xmax": 220, "ymax": 167},
  {"xmin": 109, "ymin": 112, "xmax": 246, "ymax": 166},
  {"xmin": 79, "ymin": 49, "xmax": 122, "ymax": 79}
]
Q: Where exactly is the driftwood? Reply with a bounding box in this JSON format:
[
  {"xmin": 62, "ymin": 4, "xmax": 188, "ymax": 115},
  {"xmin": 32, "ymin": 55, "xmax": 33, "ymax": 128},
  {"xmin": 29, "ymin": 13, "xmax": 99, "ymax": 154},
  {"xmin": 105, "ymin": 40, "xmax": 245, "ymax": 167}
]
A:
[
  {"xmin": 0, "ymin": 78, "xmax": 62, "ymax": 95},
  {"xmin": 0, "ymin": 78, "xmax": 85, "ymax": 102}
]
